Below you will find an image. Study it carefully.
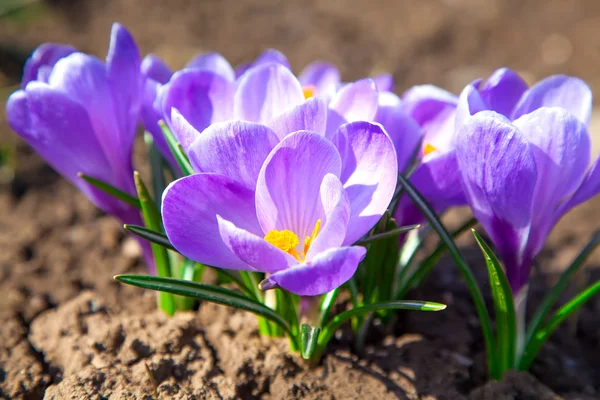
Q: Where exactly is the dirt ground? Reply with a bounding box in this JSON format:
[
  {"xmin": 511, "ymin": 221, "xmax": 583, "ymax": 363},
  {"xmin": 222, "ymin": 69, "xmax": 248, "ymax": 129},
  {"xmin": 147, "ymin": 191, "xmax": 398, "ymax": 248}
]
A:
[{"xmin": 1, "ymin": 0, "xmax": 600, "ymax": 398}]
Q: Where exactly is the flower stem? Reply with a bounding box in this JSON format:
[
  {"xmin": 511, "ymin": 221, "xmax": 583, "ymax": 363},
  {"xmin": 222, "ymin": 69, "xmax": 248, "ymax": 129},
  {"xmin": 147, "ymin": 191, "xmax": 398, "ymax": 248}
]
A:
[
  {"xmin": 514, "ymin": 285, "xmax": 529, "ymax": 362},
  {"xmin": 300, "ymin": 296, "xmax": 322, "ymax": 328}
]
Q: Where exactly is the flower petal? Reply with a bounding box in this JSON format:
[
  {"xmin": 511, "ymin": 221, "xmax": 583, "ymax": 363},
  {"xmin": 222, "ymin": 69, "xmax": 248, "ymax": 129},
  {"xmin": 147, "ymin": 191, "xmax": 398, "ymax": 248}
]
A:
[
  {"xmin": 6, "ymin": 84, "xmax": 116, "ymax": 206},
  {"xmin": 327, "ymin": 78, "xmax": 378, "ymax": 137},
  {"xmin": 256, "ymin": 131, "xmax": 342, "ymax": 239},
  {"xmin": 511, "ymin": 75, "xmax": 592, "ymax": 126},
  {"xmin": 141, "ymin": 54, "xmax": 173, "ymax": 84},
  {"xmin": 455, "ymin": 83, "xmax": 488, "ymax": 130},
  {"xmin": 186, "ymin": 52, "xmax": 236, "ymax": 82},
  {"xmin": 188, "ymin": 121, "xmax": 280, "ymax": 188},
  {"xmin": 162, "ymin": 69, "xmax": 235, "ymax": 140},
  {"xmin": 106, "ymin": 23, "xmax": 142, "ymax": 156},
  {"xmin": 234, "ymin": 63, "xmax": 304, "ymax": 124},
  {"xmin": 140, "ymin": 79, "xmax": 177, "ymax": 168},
  {"xmin": 22, "ymin": 43, "xmax": 76, "ymax": 88},
  {"xmin": 266, "ymin": 97, "xmax": 327, "ymax": 140},
  {"xmin": 375, "ymin": 92, "xmax": 422, "ymax": 172},
  {"xmin": 162, "ymin": 173, "xmax": 262, "ymax": 270},
  {"xmin": 298, "ymin": 61, "xmax": 341, "ymax": 95},
  {"xmin": 555, "ymin": 155, "xmax": 600, "ymax": 221},
  {"xmin": 305, "ymin": 174, "xmax": 350, "ymax": 259},
  {"xmin": 170, "ymin": 108, "xmax": 202, "ymax": 153},
  {"xmin": 455, "ymin": 111, "xmax": 537, "ymax": 290},
  {"xmin": 266, "ymin": 246, "xmax": 366, "ymax": 296},
  {"xmin": 252, "ymin": 49, "xmax": 291, "ymax": 70},
  {"xmin": 372, "ymin": 73, "xmax": 393, "ymax": 92},
  {"xmin": 513, "ymin": 108, "xmax": 591, "ymax": 256},
  {"xmin": 331, "ymin": 121, "xmax": 398, "ymax": 245},
  {"xmin": 217, "ymin": 216, "xmax": 296, "ymax": 273},
  {"xmin": 478, "ymin": 68, "xmax": 528, "ymax": 117}
]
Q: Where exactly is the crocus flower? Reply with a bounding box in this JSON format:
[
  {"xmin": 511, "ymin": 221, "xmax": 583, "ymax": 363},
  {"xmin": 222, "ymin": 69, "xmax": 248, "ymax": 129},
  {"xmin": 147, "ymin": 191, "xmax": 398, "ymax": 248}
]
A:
[
  {"xmin": 454, "ymin": 76, "xmax": 599, "ymax": 294},
  {"xmin": 6, "ymin": 24, "xmax": 155, "ymax": 271},
  {"xmin": 162, "ymin": 98, "xmax": 397, "ymax": 295}
]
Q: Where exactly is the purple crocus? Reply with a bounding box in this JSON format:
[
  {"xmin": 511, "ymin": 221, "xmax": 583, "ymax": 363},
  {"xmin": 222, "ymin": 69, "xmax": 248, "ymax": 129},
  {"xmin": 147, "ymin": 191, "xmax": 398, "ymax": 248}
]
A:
[
  {"xmin": 454, "ymin": 74, "xmax": 599, "ymax": 294},
  {"xmin": 162, "ymin": 96, "xmax": 397, "ymax": 295},
  {"xmin": 6, "ymin": 24, "xmax": 155, "ymax": 271}
]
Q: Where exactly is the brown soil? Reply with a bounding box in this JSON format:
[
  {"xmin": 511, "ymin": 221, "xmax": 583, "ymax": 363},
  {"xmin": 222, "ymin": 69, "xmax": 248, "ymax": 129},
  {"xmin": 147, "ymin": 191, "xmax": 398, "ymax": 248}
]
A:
[{"xmin": 1, "ymin": 0, "xmax": 600, "ymax": 399}]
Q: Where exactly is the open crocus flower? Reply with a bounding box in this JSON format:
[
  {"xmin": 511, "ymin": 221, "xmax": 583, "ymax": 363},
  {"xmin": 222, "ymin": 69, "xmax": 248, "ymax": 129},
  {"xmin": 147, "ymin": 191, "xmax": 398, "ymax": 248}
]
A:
[
  {"xmin": 162, "ymin": 110, "xmax": 397, "ymax": 295},
  {"xmin": 456, "ymin": 105, "xmax": 599, "ymax": 294},
  {"xmin": 6, "ymin": 24, "xmax": 155, "ymax": 270},
  {"xmin": 162, "ymin": 61, "xmax": 385, "ymax": 154}
]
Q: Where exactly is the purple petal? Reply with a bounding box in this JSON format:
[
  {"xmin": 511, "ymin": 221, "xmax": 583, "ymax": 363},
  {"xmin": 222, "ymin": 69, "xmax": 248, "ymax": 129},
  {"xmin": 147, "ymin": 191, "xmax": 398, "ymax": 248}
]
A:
[
  {"xmin": 106, "ymin": 23, "xmax": 142, "ymax": 158},
  {"xmin": 298, "ymin": 61, "xmax": 341, "ymax": 95},
  {"xmin": 455, "ymin": 83, "xmax": 488, "ymax": 130},
  {"xmin": 514, "ymin": 108, "xmax": 591, "ymax": 256},
  {"xmin": 188, "ymin": 121, "xmax": 279, "ymax": 188},
  {"xmin": 305, "ymin": 174, "xmax": 350, "ymax": 259},
  {"xmin": 141, "ymin": 54, "xmax": 173, "ymax": 84},
  {"xmin": 555, "ymin": 155, "xmax": 600, "ymax": 221},
  {"xmin": 330, "ymin": 121, "xmax": 398, "ymax": 245},
  {"xmin": 266, "ymin": 97, "xmax": 327, "ymax": 140},
  {"xmin": 256, "ymin": 131, "xmax": 342, "ymax": 239},
  {"xmin": 22, "ymin": 43, "xmax": 76, "ymax": 88},
  {"xmin": 162, "ymin": 173, "xmax": 262, "ymax": 270},
  {"xmin": 162, "ymin": 69, "xmax": 235, "ymax": 138},
  {"xmin": 455, "ymin": 111, "xmax": 537, "ymax": 289},
  {"xmin": 252, "ymin": 49, "xmax": 291, "ymax": 70},
  {"xmin": 266, "ymin": 246, "xmax": 366, "ymax": 296},
  {"xmin": 235, "ymin": 62, "xmax": 251, "ymax": 78},
  {"xmin": 6, "ymin": 85, "xmax": 115, "ymax": 205},
  {"xmin": 375, "ymin": 92, "xmax": 422, "ymax": 172},
  {"xmin": 512, "ymin": 75, "xmax": 592, "ymax": 126},
  {"xmin": 186, "ymin": 52, "xmax": 235, "ymax": 82},
  {"xmin": 140, "ymin": 79, "xmax": 177, "ymax": 168},
  {"xmin": 217, "ymin": 216, "xmax": 296, "ymax": 273},
  {"xmin": 234, "ymin": 63, "xmax": 304, "ymax": 124},
  {"xmin": 372, "ymin": 73, "xmax": 393, "ymax": 92},
  {"xmin": 170, "ymin": 108, "xmax": 202, "ymax": 153},
  {"xmin": 327, "ymin": 78, "xmax": 378, "ymax": 137},
  {"xmin": 401, "ymin": 84, "xmax": 457, "ymax": 148},
  {"xmin": 478, "ymin": 68, "xmax": 528, "ymax": 117}
]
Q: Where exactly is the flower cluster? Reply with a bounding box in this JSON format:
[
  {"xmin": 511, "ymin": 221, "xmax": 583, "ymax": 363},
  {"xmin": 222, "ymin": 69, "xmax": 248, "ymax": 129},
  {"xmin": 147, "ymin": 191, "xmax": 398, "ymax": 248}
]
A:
[{"xmin": 6, "ymin": 23, "xmax": 600, "ymax": 374}]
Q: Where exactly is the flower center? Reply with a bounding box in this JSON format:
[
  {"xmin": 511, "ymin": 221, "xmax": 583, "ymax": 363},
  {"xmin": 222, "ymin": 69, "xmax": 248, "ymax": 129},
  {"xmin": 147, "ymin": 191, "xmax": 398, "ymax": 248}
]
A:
[
  {"xmin": 264, "ymin": 219, "xmax": 321, "ymax": 262},
  {"xmin": 423, "ymin": 142, "xmax": 437, "ymax": 156},
  {"xmin": 302, "ymin": 85, "xmax": 317, "ymax": 99}
]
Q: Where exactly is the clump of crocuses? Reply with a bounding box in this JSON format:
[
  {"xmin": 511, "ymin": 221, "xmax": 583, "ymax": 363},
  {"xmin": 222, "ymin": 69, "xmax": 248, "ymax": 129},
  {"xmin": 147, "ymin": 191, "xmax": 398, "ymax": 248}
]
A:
[{"xmin": 6, "ymin": 23, "xmax": 599, "ymax": 373}]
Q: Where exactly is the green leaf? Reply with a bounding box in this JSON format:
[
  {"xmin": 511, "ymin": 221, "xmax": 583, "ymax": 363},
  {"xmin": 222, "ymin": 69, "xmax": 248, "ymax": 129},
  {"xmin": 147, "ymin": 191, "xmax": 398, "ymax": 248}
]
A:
[
  {"xmin": 519, "ymin": 280, "xmax": 600, "ymax": 371},
  {"xmin": 319, "ymin": 288, "xmax": 340, "ymax": 327},
  {"xmin": 134, "ymin": 172, "xmax": 175, "ymax": 315},
  {"xmin": 356, "ymin": 224, "xmax": 420, "ymax": 245},
  {"xmin": 78, "ymin": 172, "xmax": 141, "ymax": 209},
  {"xmin": 114, "ymin": 274, "xmax": 293, "ymax": 336},
  {"xmin": 473, "ymin": 229, "xmax": 517, "ymax": 374},
  {"xmin": 146, "ymin": 133, "xmax": 168, "ymax": 209},
  {"xmin": 159, "ymin": 120, "xmax": 194, "ymax": 176},
  {"xmin": 124, "ymin": 224, "xmax": 176, "ymax": 251},
  {"xmin": 313, "ymin": 300, "xmax": 445, "ymax": 361},
  {"xmin": 524, "ymin": 230, "xmax": 600, "ymax": 351},
  {"xmin": 301, "ymin": 324, "xmax": 321, "ymax": 360},
  {"xmin": 396, "ymin": 174, "xmax": 498, "ymax": 379},
  {"xmin": 216, "ymin": 269, "xmax": 257, "ymax": 300}
]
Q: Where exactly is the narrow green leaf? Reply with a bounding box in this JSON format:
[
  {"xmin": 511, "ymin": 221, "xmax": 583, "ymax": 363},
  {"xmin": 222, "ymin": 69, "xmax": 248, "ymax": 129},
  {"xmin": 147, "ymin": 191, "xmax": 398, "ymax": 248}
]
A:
[
  {"xmin": 313, "ymin": 300, "xmax": 445, "ymax": 360},
  {"xmin": 319, "ymin": 288, "xmax": 340, "ymax": 327},
  {"xmin": 159, "ymin": 120, "xmax": 194, "ymax": 176},
  {"xmin": 356, "ymin": 224, "xmax": 420, "ymax": 245},
  {"xmin": 301, "ymin": 324, "xmax": 321, "ymax": 360},
  {"xmin": 397, "ymin": 174, "xmax": 497, "ymax": 378},
  {"xmin": 124, "ymin": 224, "xmax": 176, "ymax": 251},
  {"xmin": 146, "ymin": 133, "xmax": 168, "ymax": 209},
  {"xmin": 216, "ymin": 269, "xmax": 257, "ymax": 299},
  {"xmin": 114, "ymin": 274, "xmax": 293, "ymax": 336},
  {"xmin": 134, "ymin": 172, "xmax": 175, "ymax": 315},
  {"xmin": 519, "ymin": 280, "xmax": 600, "ymax": 370},
  {"xmin": 525, "ymin": 230, "xmax": 600, "ymax": 349},
  {"xmin": 473, "ymin": 229, "xmax": 517, "ymax": 373},
  {"xmin": 79, "ymin": 172, "xmax": 141, "ymax": 209}
]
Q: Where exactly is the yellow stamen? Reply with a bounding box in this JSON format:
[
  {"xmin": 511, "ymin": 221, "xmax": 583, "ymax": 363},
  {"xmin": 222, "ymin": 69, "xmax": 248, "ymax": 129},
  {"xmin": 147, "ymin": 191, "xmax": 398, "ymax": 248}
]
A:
[
  {"xmin": 264, "ymin": 219, "xmax": 322, "ymax": 262},
  {"xmin": 302, "ymin": 85, "xmax": 317, "ymax": 99},
  {"xmin": 423, "ymin": 142, "xmax": 437, "ymax": 156},
  {"xmin": 304, "ymin": 219, "xmax": 322, "ymax": 254}
]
